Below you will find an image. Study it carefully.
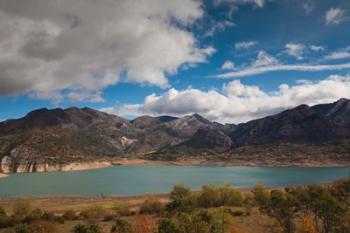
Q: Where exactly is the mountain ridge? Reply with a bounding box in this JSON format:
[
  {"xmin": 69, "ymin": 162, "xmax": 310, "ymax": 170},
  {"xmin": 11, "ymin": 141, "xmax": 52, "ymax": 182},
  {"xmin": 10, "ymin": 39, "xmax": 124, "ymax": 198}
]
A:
[{"xmin": 1, "ymin": 98, "xmax": 350, "ymax": 173}]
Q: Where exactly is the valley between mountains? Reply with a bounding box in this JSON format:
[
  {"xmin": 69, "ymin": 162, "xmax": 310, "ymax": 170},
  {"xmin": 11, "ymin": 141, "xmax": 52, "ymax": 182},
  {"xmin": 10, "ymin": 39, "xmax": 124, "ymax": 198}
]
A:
[{"xmin": 1, "ymin": 98, "xmax": 350, "ymax": 174}]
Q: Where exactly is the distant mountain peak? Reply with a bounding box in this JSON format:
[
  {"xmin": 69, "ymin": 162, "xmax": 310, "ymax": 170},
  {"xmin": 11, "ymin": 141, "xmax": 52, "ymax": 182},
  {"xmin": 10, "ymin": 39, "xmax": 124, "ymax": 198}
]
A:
[
  {"xmin": 337, "ymin": 98, "xmax": 350, "ymax": 103},
  {"xmin": 190, "ymin": 113, "xmax": 211, "ymax": 124}
]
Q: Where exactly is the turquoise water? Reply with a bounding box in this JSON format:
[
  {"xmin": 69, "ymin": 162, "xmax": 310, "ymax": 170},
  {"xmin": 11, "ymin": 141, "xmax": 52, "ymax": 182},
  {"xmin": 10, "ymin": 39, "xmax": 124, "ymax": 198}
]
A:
[{"xmin": 0, "ymin": 166, "xmax": 349, "ymax": 197}]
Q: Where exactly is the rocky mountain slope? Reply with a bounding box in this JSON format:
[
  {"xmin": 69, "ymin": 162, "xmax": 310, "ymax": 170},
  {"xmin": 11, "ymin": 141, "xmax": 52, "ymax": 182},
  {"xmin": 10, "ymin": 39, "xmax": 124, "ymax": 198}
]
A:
[
  {"xmin": 149, "ymin": 99, "xmax": 350, "ymax": 164},
  {"xmin": 1, "ymin": 98, "xmax": 350, "ymax": 172},
  {"xmin": 0, "ymin": 108, "xmax": 220, "ymax": 172},
  {"xmin": 230, "ymin": 98, "xmax": 350, "ymax": 147}
]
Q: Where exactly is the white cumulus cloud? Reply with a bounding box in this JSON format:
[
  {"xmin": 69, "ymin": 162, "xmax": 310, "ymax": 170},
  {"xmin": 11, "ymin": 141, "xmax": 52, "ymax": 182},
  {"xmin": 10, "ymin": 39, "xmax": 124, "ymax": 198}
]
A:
[
  {"xmin": 285, "ymin": 43, "xmax": 306, "ymax": 60},
  {"xmin": 0, "ymin": 0, "xmax": 214, "ymax": 102},
  {"xmin": 251, "ymin": 51, "xmax": 279, "ymax": 67},
  {"xmin": 222, "ymin": 60, "xmax": 236, "ymax": 70},
  {"xmin": 325, "ymin": 8, "xmax": 346, "ymax": 25},
  {"xmin": 102, "ymin": 75, "xmax": 350, "ymax": 124}
]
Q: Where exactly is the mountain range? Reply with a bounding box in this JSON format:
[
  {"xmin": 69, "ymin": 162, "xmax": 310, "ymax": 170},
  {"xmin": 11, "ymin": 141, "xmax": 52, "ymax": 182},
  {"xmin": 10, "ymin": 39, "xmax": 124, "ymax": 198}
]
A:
[{"xmin": 1, "ymin": 98, "xmax": 350, "ymax": 172}]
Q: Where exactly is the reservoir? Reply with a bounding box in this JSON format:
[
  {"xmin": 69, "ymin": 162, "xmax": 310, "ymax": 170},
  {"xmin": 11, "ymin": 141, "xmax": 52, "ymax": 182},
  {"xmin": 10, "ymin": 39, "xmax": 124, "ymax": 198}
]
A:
[{"xmin": 0, "ymin": 166, "xmax": 349, "ymax": 197}]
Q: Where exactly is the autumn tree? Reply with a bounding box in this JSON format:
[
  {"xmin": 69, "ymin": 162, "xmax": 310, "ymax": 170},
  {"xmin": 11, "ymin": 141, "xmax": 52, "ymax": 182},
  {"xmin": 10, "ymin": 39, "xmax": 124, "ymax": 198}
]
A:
[
  {"xmin": 166, "ymin": 184, "xmax": 196, "ymax": 212},
  {"xmin": 307, "ymin": 185, "xmax": 345, "ymax": 233},
  {"xmin": 158, "ymin": 218, "xmax": 178, "ymax": 233},
  {"xmin": 252, "ymin": 184, "xmax": 270, "ymax": 211},
  {"xmin": 139, "ymin": 196, "xmax": 164, "ymax": 215},
  {"xmin": 131, "ymin": 215, "xmax": 155, "ymax": 233},
  {"xmin": 300, "ymin": 213, "xmax": 318, "ymax": 233},
  {"xmin": 264, "ymin": 190, "xmax": 298, "ymax": 233}
]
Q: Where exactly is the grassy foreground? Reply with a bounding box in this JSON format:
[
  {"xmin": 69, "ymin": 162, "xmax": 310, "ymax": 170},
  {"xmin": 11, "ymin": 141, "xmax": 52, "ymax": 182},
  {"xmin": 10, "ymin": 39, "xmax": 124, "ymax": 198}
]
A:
[{"xmin": 0, "ymin": 179, "xmax": 349, "ymax": 233}]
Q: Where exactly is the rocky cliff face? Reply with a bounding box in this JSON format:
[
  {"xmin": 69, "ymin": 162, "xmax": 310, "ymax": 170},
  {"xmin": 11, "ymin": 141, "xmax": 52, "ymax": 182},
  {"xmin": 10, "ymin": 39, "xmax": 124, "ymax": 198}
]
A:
[{"xmin": 0, "ymin": 155, "xmax": 110, "ymax": 173}]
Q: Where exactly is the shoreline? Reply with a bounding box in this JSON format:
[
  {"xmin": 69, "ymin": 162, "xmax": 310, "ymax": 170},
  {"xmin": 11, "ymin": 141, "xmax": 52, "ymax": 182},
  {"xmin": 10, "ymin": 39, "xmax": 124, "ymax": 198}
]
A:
[
  {"xmin": 1, "ymin": 158, "xmax": 350, "ymax": 177},
  {"xmin": 111, "ymin": 158, "xmax": 350, "ymax": 168},
  {"xmin": 0, "ymin": 186, "xmax": 283, "ymax": 205},
  {"xmin": 0, "ymin": 183, "xmax": 332, "ymax": 211}
]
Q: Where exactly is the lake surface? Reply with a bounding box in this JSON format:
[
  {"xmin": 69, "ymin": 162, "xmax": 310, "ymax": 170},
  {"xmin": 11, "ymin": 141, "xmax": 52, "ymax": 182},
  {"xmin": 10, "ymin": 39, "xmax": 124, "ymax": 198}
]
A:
[{"xmin": 0, "ymin": 166, "xmax": 349, "ymax": 197}]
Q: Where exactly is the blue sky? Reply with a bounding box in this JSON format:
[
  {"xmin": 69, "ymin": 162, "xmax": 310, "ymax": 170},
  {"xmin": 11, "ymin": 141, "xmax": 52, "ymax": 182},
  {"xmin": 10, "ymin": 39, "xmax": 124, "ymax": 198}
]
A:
[{"xmin": 0, "ymin": 0, "xmax": 350, "ymax": 123}]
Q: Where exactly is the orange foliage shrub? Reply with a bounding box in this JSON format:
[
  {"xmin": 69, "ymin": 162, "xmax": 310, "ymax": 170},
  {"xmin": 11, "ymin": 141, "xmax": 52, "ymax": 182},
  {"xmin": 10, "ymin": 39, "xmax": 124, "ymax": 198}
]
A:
[
  {"xmin": 300, "ymin": 214, "xmax": 318, "ymax": 233},
  {"xmin": 131, "ymin": 215, "xmax": 155, "ymax": 233}
]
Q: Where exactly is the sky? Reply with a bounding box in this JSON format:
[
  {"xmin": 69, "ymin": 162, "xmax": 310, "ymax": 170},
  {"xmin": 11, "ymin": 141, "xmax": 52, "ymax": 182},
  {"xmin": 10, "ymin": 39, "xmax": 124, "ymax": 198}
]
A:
[{"xmin": 0, "ymin": 0, "xmax": 350, "ymax": 123}]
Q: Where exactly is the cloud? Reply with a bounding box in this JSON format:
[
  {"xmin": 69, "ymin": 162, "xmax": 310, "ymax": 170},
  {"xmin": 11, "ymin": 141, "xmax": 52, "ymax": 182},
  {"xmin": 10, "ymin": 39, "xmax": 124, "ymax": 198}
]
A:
[
  {"xmin": 217, "ymin": 50, "xmax": 350, "ymax": 79},
  {"xmin": 251, "ymin": 51, "xmax": 279, "ymax": 67},
  {"xmin": 325, "ymin": 47, "xmax": 350, "ymax": 60},
  {"xmin": 204, "ymin": 20, "xmax": 235, "ymax": 37},
  {"xmin": 218, "ymin": 63, "xmax": 350, "ymax": 79},
  {"xmin": 235, "ymin": 41, "xmax": 258, "ymax": 50},
  {"xmin": 0, "ymin": 0, "xmax": 213, "ymax": 102},
  {"xmin": 102, "ymin": 75, "xmax": 350, "ymax": 123},
  {"xmin": 214, "ymin": 0, "xmax": 266, "ymax": 8},
  {"xmin": 309, "ymin": 45, "xmax": 325, "ymax": 52},
  {"xmin": 285, "ymin": 43, "xmax": 306, "ymax": 59},
  {"xmin": 222, "ymin": 60, "xmax": 236, "ymax": 70},
  {"xmin": 302, "ymin": 0, "xmax": 315, "ymax": 15},
  {"xmin": 213, "ymin": 0, "xmax": 267, "ymax": 18},
  {"xmin": 325, "ymin": 8, "xmax": 346, "ymax": 25}
]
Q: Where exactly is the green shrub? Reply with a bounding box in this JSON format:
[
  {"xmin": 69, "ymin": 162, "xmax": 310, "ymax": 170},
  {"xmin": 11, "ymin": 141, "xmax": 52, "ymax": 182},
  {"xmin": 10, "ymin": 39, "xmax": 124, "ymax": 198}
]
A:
[
  {"xmin": 30, "ymin": 220, "xmax": 58, "ymax": 233},
  {"xmin": 31, "ymin": 208, "xmax": 43, "ymax": 220},
  {"xmin": 139, "ymin": 196, "xmax": 164, "ymax": 215},
  {"xmin": 198, "ymin": 185, "xmax": 220, "ymax": 208},
  {"xmin": 62, "ymin": 209, "xmax": 77, "ymax": 221},
  {"xmin": 252, "ymin": 184, "xmax": 270, "ymax": 210},
  {"xmin": 14, "ymin": 224, "xmax": 31, "ymax": 233},
  {"xmin": 158, "ymin": 218, "xmax": 178, "ymax": 233},
  {"xmin": 218, "ymin": 184, "xmax": 243, "ymax": 206},
  {"xmin": 113, "ymin": 203, "xmax": 132, "ymax": 217},
  {"xmin": 74, "ymin": 224, "xmax": 102, "ymax": 233},
  {"xmin": 13, "ymin": 200, "xmax": 31, "ymax": 221},
  {"xmin": 243, "ymin": 193, "xmax": 255, "ymax": 215},
  {"xmin": 229, "ymin": 209, "xmax": 245, "ymax": 216},
  {"xmin": 0, "ymin": 207, "xmax": 6, "ymax": 217},
  {"xmin": 0, "ymin": 215, "xmax": 15, "ymax": 228},
  {"xmin": 166, "ymin": 184, "xmax": 197, "ymax": 212},
  {"xmin": 111, "ymin": 218, "xmax": 131, "ymax": 233},
  {"xmin": 198, "ymin": 184, "xmax": 243, "ymax": 208},
  {"xmin": 80, "ymin": 206, "xmax": 106, "ymax": 225},
  {"xmin": 103, "ymin": 213, "xmax": 115, "ymax": 222},
  {"xmin": 74, "ymin": 224, "xmax": 88, "ymax": 233},
  {"xmin": 40, "ymin": 211, "xmax": 54, "ymax": 221},
  {"xmin": 53, "ymin": 216, "xmax": 65, "ymax": 224}
]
